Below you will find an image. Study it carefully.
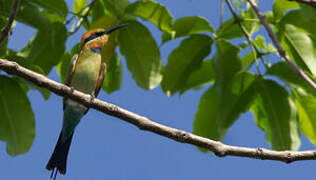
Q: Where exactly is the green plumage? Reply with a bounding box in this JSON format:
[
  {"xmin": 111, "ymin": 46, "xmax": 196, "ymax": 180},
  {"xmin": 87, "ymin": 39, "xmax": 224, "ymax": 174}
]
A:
[
  {"xmin": 61, "ymin": 50, "xmax": 102, "ymax": 141},
  {"xmin": 46, "ymin": 24, "xmax": 127, "ymax": 178}
]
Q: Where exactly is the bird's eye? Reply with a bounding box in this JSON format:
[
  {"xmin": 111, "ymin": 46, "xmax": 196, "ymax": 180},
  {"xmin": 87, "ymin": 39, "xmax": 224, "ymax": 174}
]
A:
[
  {"xmin": 91, "ymin": 33, "xmax": 97, "ymax": 38},
  {"xmin": 95, "ymin": 32, "xmax": 103, "ymax": 36}
]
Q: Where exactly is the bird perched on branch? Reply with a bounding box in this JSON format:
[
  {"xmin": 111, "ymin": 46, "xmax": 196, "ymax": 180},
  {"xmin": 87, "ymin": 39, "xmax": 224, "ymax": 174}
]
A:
[{"xmin": 46, "ymin": 24, "xmax": 127, "ymax": 179}]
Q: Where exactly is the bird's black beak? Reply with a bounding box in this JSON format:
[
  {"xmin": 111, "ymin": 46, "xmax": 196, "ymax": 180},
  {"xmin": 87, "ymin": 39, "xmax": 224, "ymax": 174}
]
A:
[{"xmin": 103, "ymin": 24, "xmax": 128, "ymax": 35}]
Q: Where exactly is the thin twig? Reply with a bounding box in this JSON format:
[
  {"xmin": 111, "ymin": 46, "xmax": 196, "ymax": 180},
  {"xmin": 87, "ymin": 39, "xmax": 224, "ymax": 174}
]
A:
[
  {"xmin": 220, "ymin": 0, "xmax": 224, "ymax": 25},
  {"xmin": 248, "ymin": 0, "xmax": 316, "ymax": 91},
  {"xmin": 1, "ymin": 58, "xmax": 316, "ymax": 163},
  {"xmin": 68, "ymin": 0, "xmax": 97, "ymax": 36},
  {"xmin": 0, "ymin": 0, "xmax": 20, "ymax": 44},
  {"xmin": 225, "ymin": 0, "xmax": 265, "ymax": 73}
]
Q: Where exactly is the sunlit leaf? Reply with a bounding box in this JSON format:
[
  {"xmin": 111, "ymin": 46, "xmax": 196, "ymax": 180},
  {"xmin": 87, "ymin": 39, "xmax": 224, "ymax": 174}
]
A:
[
  {"xmin": 161, "ymin": 35, "xmax": 213, "ymax": 96},
  {"xmin": 194, "ymin": 72, "xmax": 258, "ymax": 152},
  {"xmin": 266, "ymin": 62, "xmax": 315, "ymax": 94},
  {"xmin": 193, "ymin": 40, "xmax": 258, "ymax": 152},
  {"xmin": 102, "ymin": 0, "xmax": 130, "ymax": 17},
  {"xmin": 74, "ymin": 0, "xmax": 88, "ymax": 14},
  {"xmin": 279, "ymin": 24, "xmax": 316, "ymax": 77},
  {"xmin": 118, "ymin": 21, "xmax": 162, "ymax": 90},
  {"xmin": 256, "ymin": 79, "xmax": 300, "ymax": 150},
  {"xmin": 180, "ymin": 59, "xmax": 215, "ymax": 94},
  {"xmin": 162, "ymin": 16, "xmax": 214, "ymax": 43},
  {"xmin": 293, "ymin": 88, "xmax": 316, "ymax": 146},
  {"xmin": 125, "ymin": 0, "xmax": 173, "ymax": 33},
  {"xmin": 254, "ymin": 35, "xmax": 266, "ymax": 51},
  {"xmin": 273, "ymin": 0, "xmax": 298, "ymax": 21},
  {"xmin": 216, "ymin": 10, "xmax": 257, "ymax": 39}
]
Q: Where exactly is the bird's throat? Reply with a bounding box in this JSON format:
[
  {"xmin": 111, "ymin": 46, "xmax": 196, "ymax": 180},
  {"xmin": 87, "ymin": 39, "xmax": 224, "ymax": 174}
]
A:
[{"xmin": 90, "ymin": 47, "xmax": 102, "ymax": 54}]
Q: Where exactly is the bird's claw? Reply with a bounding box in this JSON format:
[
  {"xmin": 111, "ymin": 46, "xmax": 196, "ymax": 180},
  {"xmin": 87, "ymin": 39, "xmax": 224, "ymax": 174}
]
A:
[
  {"xmin": 89, "ymin": 94, "xmax": 95, "ymax": 102},
  {"xmin": 70, "ymin": 86, "xmax": 75, "ymax": 93}
]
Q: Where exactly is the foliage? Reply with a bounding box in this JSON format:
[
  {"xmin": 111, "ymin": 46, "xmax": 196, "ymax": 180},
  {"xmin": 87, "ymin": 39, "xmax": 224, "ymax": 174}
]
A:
[{"xmin": 1, "ymin": 0, "xmax": 316, "ymax": 155}]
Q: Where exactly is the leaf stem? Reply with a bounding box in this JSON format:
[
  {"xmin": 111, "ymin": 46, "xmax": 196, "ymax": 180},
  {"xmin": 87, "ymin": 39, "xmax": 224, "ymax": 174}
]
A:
[
  {"xmin": 0, "ymin": 0, "xmax": 20, "ymax": 44},
  {"xmin": 248, "ymin": 0, "xmax": 316, "ymax": 91}
]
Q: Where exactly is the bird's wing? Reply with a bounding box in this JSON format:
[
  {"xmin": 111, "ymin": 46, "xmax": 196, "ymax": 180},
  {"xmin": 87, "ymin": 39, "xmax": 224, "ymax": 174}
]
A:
[
  {"xmin": 63, "ymin": 54, "xmax": 79, "ymax": 110},
  {"xmin": 65, "ymin": 54, "xmax": 79, "ymax": 86},
  {"xmin": 94, "ymin": 62, "xmax": 106, "ymax": 97}
]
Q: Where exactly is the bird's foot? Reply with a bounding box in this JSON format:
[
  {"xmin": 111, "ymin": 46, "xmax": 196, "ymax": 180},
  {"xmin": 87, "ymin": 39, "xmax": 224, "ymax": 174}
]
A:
[
  {"xmin": 69, "ymin": 86, "xmax": 75, "ymax": 93},
  {"xmin": 89, "ymin": 94, "xmax": 95, "ymax": 102}
]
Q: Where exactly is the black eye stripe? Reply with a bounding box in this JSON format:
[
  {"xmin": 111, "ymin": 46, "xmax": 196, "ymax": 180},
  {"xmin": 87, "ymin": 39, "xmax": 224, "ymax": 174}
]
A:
[
  {"xmin": 83, "ymin": 32, "xmax": 103, "ymax": 45},
  {"xmin": 95, "ymin": 32, "xmax": 104, "ymax": 36}
]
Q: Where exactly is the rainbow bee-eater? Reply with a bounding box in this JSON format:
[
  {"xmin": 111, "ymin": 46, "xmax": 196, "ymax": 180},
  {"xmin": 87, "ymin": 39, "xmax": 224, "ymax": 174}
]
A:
[{"xmin": 46, "ymin": 24, "xmax": 127, "ymax": 179}]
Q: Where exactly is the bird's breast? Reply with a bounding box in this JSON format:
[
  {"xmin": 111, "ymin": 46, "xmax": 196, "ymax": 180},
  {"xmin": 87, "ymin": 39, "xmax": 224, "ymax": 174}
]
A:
[{"xmin": 70, "ymin": 53, "xmax": 101, "ymax": 94}]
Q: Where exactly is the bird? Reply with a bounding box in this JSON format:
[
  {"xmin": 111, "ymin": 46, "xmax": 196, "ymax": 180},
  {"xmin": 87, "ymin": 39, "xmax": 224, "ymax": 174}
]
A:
[{"xmin": 46, "ymin": 24, "xmax": 127, "ymax": 179}]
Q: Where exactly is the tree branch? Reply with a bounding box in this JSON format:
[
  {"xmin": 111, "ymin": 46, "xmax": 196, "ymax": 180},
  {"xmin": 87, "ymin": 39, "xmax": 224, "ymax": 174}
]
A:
[
  {"xmin": 1, "ymin": 58, "xmax": 316, "ymax": 163},
  {"xmin": 289, "ymin": 0, "xmax": 316, "ymax": 8},
  {"xmin": 248, "ymin": 0, "xmax": 316, "ymax": 91},
  {"xmin": 0, "ymin": 0, "xmax": 20, "ymax": 44},
  {"xmin": 225, "ymin": 0, "xmax": 266, "ymax": 74}
]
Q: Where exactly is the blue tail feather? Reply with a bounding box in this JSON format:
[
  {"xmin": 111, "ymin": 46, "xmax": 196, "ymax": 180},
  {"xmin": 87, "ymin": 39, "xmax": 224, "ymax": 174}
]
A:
[{"xmin": 61, "ymin": 100, "xmax": 87, "ymax": 142}]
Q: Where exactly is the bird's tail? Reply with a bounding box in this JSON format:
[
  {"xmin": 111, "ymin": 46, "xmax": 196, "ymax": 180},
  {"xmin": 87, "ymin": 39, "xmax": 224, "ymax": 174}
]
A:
[
  {"xmin": 46, "ymin": 100, "xmax": 87, "ymax": 179},
  {"xmin": 46, "ymin": 131, "xmax": 74, "ymax": 179}
]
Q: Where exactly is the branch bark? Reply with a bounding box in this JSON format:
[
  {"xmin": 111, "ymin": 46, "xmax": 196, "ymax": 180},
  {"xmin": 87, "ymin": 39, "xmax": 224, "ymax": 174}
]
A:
[
  {"xmin": 248, "ymin": 0, "xmax": 316, "ymax": 92},
  {"xmin": 0, "ymin": 0, "xmax": 20, "ymax": 44},
  {"xmin": 289, "ymin": 0, "xmax": 316, "ymax": 8},
  {"xmin": 1, "ymin": 58, "xmax": 316, "ymax": 163}
]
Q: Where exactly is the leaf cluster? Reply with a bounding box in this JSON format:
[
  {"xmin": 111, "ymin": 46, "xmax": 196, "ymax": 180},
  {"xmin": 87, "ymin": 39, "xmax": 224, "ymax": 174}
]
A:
[{"xmin": 1, "ymin": 0, "xmax": 316, "ymax": 156}]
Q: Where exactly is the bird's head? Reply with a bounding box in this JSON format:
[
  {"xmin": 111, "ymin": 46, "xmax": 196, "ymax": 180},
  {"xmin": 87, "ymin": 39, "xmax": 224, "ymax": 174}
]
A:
[{"xmin": 80, "ymin": 24, "xmax": 127, "ymax": 52}]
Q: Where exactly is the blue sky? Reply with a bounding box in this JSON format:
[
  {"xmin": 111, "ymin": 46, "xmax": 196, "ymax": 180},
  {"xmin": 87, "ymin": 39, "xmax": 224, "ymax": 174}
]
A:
[{"xmin": 1, "ymin": 0, "xmax": 316, "ymax": 179}]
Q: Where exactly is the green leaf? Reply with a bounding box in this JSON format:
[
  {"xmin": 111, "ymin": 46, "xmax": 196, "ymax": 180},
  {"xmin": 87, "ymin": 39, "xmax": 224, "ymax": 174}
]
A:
[
  {"xmin": 180, "ymin": 59, "xmax": 215, "ymax": 94},
  {"xmin": 213, "ymin": 40, "xmax": 241, "ymax": 94},
  {"xmin": 161, "ymin": 35, "xmax": 213, "ymax": 96},
  {"xmin": 28, "ymin": 0, "xmax": 68, "ymax": 16},
  {"xmin": 241, "ymin": 51, "xmax": 255, "ymax": 72},
  {"xmin": 254, "ymin": 35, "xmax": 266, "ymax": 51},
  {"xmin": 0, "ymin": 76, "xmax": 35, "ymax": 156},
  {"xmin": 41, "ymin": 11, "xmax": 65, "ymax": 23},
  {"xmin": 125, "ymin": 0, "xmax": 173, "ymax": 33},
  {"xmin": 19, "ymin": 23, "xmax": 67, "ymax": 74},
  {"xmin": 266, "ymin": 62, "xmax": 315, "ymax": 94},
  {"xmin": 279, "ymin": 24, "xmax": 316, "ymax": 76},
  {"xmin": 103, "ymin": 53, "xmax": 123, "ymax": 94},
  {"xmin": 74, "ymin": 0, "xmax": 88, "ymax": 14},
  {"xmin": 193, "ymin": 40, "xmax": 259, "ymax": 151},
  {"xmin": 273, "ymin": 0, "xmax": 298, "ymax": 21},
  {"xmin": 161, "ymin": 16, "xmax": 214, "ymax": 43},
  {"xmin": 5, "ymin": 50, "xmax": 51, "ymax": 100},
  {"xmin": 194, "ymin": 72, "xmax": 258, "ymax": 152},
  {"xmin": 102, "ymin": 0, "xmax": 130, "ymax": 17},
  {"xmin": 233, "ymin": 0, "xmax": 242, "ymax": 11},
  {"xmin": 279, "ymin": 6, "xmax": 316, "ymax": 44},
  {"xmin": 216, "ymin": 10, "xmax": 257, "ymax": 39},
  {"xmin": 0, "ymin": 1, "xmax": 51, "ymax": 30},
  {"xmin": 293, "ymin": 88, "xmax": 316, "ymax": 145},
  {"xmin": 91, "ymin": 0, "xmax": 110, "ymax": 21},
  {"xmin": 193, "ymin": 86, "xmax": 222, "ymax": 152},
  {"xmin": 256, "ymin": 79, "xmax": 300, "ymax": 150},
  {"xmin": 118, "ymin": 21, "xmax": 162, "ymax": 90},
  {"xmin": 90, "ymin": 16, "xmax": 118, "ymax": 30}
]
